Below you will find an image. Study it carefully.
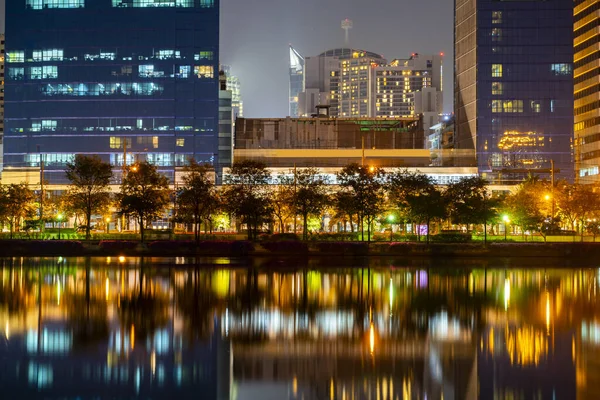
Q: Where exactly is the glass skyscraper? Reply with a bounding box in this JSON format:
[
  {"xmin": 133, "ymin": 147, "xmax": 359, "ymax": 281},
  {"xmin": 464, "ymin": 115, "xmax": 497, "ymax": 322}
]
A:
[
  {"xmin": 4, "ymin": 0, "xmax": 220, "ymax": 184},
  {"xmin": 455, "ymin": 0, "xmax": 573, "ymax": 183},
  {"xmin": 289, "ymin": 46, "xmax": 304, "ymax": 118}
]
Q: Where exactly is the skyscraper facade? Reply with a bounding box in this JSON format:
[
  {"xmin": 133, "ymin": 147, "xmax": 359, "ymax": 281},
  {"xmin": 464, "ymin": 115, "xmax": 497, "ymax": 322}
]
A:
[
  {"xmin": 4, "ymin": 0, "xmax": 220, "ymax": 184},
  {"xmin": 455, "ymin": 0, "xmax": 573, "ymax": 182},
  {"xmin": 575, "ymin": 0, "xmax": 600, "ymax": 183},
  {"xmin": 289, "ymin": 46, "xmax": 304, "ymax": 117}
]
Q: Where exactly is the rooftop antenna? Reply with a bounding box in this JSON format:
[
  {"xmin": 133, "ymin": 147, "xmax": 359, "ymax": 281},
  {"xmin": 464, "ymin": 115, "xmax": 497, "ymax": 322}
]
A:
[{"xmin": 342, "ymin": 19, "xmax": 353, "ymax": 46}]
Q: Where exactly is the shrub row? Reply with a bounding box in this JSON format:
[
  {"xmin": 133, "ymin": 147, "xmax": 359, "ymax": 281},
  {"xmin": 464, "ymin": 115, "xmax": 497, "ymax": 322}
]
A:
[
  {"xmin": 0, "ymin": 240, "xmax": 84, "ymax": 255},
  {"xmin": 261, "ymin": 241, "xmax": 308, "ymax": 254}
]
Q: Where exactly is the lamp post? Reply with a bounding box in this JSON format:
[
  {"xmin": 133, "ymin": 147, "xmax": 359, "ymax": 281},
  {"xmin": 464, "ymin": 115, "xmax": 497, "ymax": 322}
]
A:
[
  {"xmin": 503, "ymin": 215, "xmax": 510, "ymax": 241},
  {"xmin": 57, "ymin": 214, "xmax": 63, "ymax": 240},
  {"xmin": 388, "ymin": 215, "xmax": 395, "ymax": 242}
]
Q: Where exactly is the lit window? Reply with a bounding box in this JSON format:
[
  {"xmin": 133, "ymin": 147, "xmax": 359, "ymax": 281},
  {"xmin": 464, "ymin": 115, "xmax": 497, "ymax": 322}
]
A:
[
  {"xmin": 550, "ymin": 64, "xmax": 572, "ymax": 76},
  {"xmin": 194, "ymin": 51, "xmax": 214, "ymax": 61},
  {"xmin": 176, "ymin": 138, "xmax": 185, "ymax": 147},
  {"xmin": 194, "ymin": 66, "xmax": 214, "ymax": 79},
  {"xmin": 531, "ymin": 101, "xmax": 542, "ymax": 113},
  {"xmin": 8, "ymin": 68, "xmax": 25, "ymax": 80},
  {"xmin": 112, "ymin": 0, "xmax": 196, "ymax": 7},
  {"xmin": 491, "ymin": 28, "xmax": 502, "ymax": 42},
  {"xmin": 6, "ymin": 51, "xmax": 24, "ymax": 63},
  {"xmin": 110, "ymin": 137, "xmax": 123, "ymax": 149},
  {"xmin": 492, "ymin": 82, "xmax": 503, "ymax": 95},
  {"xmin": 27, "ymin": 0, "xmax": 84, "ymax": 9},
  {"xmin": 492, "ymin": 11, "xmax": 502, "ymax": 24},
  {"xmin": 177, "ymin": 66, "xmax": 191, "ymax": 79},
  {"xmin": 502, "ymin": 100, "xmax": 523, "ymax": 113},
  {"xmin": 492, "ymin": 64, "xmax": 503, "ymax": 78},
  {"xmin": 491, "ymin": 100, "xmax": 502, "ymax": 113}
]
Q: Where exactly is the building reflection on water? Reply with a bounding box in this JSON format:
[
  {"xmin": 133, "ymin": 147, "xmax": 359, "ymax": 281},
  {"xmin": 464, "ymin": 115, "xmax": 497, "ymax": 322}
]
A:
[{"xmin": 1, "ymin": 258, "xmax": 600, "ymax": 399}]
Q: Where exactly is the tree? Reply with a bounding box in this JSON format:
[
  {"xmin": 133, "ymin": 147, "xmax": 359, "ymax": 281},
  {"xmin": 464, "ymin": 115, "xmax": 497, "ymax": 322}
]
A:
[
  {"xmin": 65, "ymin": 154, "xmax": 113, "ymax": 240},
  {"xmin": 333, "ymin": 191, "xmax": 360, "ymax": 233},
  {"xmin": 389, "ymin": 170, "xmax": 447, "ymax": 243},
  {"xmin": 572, "ymin": 184, "xmax": 600, "ymax": 241},
  {"xmin": 289, "ymin": 168, "xmax": 329, "ymax": 240},
  {"xmin": 0, "ymin": 184, "xmax": 36, "ymax": 239},
  {"xmin": 336, "ymin": 164, "xmax": 386, "ymax": 242},
  {"xmin": 504, "ymin": 181, "xmax": 546, "ymax": 241},
  {"xmin": 446, "ymin": 176, "xmax": 500, "ymax": 243},
  {"xmin": 176, "ymin": 160, "xmax": 219, "ymax": 243},
  {"xmin": 222, "ymin": 160, "xmax": 272, "ymax": 240},
  {"xmin": 271, "ymin": 174, "xmax": 295, "ymax": 233},
  {"xmin": 118, "ymin": 161, "xmax": 170, "ymax": 243}
]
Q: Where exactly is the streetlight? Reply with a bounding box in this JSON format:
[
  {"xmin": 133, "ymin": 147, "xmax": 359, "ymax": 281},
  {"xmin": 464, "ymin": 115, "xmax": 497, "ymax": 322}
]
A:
[
  {"xmin": 106, "ymin": 217, "xmax": 111, "ymax": 234},
  {"xmin": 502, "ymin": 215, "xmax": 510, "ymax": 241},
  {"xmin": 57, "ymin": 213, "xmax": 63, "ymax": 240},
  {"xmin": 388, "ymin": 215, "xmax": 395, "ymax": 242}
]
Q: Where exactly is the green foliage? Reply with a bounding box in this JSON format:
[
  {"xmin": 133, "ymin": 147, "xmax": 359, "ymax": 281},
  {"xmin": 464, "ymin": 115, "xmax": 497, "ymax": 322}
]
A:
[
  {"xmin": 118, "ymin": 161, "xmax": 171, "ymax": 243},
  {"xmin": 222, "ymin": 160, "xmax": 273, "ymax": 240},
  {"xmin": 289, "ymin": 168, "xmax": 329, "ymax": 240},
  {"xmin": 336, "ymin": 164, "xmax": 386, "ymax": 241},
  {"xmin": 176, "ymin": 160, "xmax": 219, "ymax": 242},
  {"xmin": 65, "ymin": 154, "xmax": 113, "ymax": 240},
  {"xmin": 430, "ymin": 232, "xmax": 473, "ymax": 243},
  {"xmin": 389, "ymin": 170, "xmax": 446, "ymax": 243},
  {"xmin": 0, "ymin": 183, "xmax": 37, "ymax": 239}
]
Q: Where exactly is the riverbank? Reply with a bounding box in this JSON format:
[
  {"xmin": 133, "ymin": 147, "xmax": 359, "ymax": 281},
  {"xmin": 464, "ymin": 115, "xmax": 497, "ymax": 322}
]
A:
[{"xmin": 0, "ymin": 240, "xmax": 599, "ymax": 259}]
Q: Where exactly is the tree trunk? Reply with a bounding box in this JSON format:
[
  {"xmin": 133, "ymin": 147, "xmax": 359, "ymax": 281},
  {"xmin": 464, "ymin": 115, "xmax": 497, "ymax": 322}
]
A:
[
  {"xmin": 303, "ymin": 213, "xmax": 308, "ymax": 241},
  {"xmin": 426, "ymin": 218, "xmax": 430, "ymax": 244},
  {"xmin": 86, "ymin": 207, "xmax": 92, "ymax": 241}
]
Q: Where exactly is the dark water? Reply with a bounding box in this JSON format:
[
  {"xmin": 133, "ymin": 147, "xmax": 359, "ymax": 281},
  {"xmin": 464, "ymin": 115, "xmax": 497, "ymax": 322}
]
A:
[{"xmin": 0, "ymin": 257, "xmax": 597, "ymax": 399}]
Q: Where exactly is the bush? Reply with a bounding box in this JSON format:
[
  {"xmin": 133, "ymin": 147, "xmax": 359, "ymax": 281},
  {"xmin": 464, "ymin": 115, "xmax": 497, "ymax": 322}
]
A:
[
  {"xmin": 316, "ymin": 242, "xmax": 369, "ymax": 256},
  {"xmin": 262, "ymin": 241, "xmax": 308, "ymax": 254},
  {"xmin": 262, "ymin": 233, "xmax": 301, "ymax": 242},
  {"xmin": 308, "ymin": 232, "xmax": 358, "ymax": 241},
  {"xmin": 430, "ymin": 233, "xmax": 472, "ymax": 243},
  {"xmin": 147, "ymin": 240, "xmax": 196, "ymax": 253},
  {"xmin": 0, "ymin": 240, "xmax": 84, "ymax": 255},
  {"xmin": 372, "ymin": 233, "xmax": 419, "ymax": 242}
]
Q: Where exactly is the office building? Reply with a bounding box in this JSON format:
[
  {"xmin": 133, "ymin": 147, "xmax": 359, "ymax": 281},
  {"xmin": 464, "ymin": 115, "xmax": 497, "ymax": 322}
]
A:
[
  {"xmin": 218, "ymin": 70, "xmax": 233, "ymax": 179},
  {"xmin": 289, "ymin": 46, "xmax": 304, "ymax": 117},
  {"xmin": 455, "ymin": 0, "xmax": 573, "ymax": 183},
  {"xmin": 231, "ymin": 116, "xmax": 479, "ymax": 185},
  {"xmin": 575, "ymin": 1, "xmax": 600, "ymax": 183},
  {"xmin": 221, "ymin": 64, "xmax": 243, "ymax": 120},
  {"xmin": 4, "ymin": 0, "xmax": 220, "ymax": 184},
  {"xmin": 0, "ymin": 34, "xmax": 4, "ymax": 171}
]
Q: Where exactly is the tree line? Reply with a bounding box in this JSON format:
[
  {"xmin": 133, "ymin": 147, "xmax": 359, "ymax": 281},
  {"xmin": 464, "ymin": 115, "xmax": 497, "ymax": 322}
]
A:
[{"xmin": 2, "ymin": 156, "xmax": 599, "ymax": 242}]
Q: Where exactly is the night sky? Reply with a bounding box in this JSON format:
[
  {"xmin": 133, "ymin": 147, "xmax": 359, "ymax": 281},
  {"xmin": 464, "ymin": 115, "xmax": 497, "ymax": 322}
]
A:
[{"xmin": 0, "ymin": 0, "xmax": 454, "ymax": 117}]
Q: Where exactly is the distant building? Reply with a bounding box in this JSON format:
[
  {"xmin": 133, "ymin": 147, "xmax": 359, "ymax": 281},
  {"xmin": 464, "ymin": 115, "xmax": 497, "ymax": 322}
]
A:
[
  {"xmin": 218, "ymin": 71, "xmax": 233, "ymax": 181},
  {"xmin": 454, "ymin": 0, "xmax": 573, "ymax": 183},
  {"xmin": 289, "ymin": 46, "xmax": 304, "ymax": 117},
  {"xmin": 428, "ymin": 115, "xmax": 455, "ymax": 166},
  {"xmin": 372, "ymin": 54, "xmax": 443, "ymax": 131},
  {"xmin": 231, "ymin": 116, "xmax": 478, "ymax": 185},
  {"xmin": 221, "ymin": 65, "xmax": 243, "ymax": 120},
  {"xmin": 297, "ymin": 50, "xmax": 443, "ymax": 136}
]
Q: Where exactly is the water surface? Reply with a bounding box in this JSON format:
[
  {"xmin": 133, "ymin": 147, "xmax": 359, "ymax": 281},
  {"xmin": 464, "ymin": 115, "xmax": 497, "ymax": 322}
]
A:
[{"xmin": 0, "ymin": 257, "xmax": 597, "ymax": 399}]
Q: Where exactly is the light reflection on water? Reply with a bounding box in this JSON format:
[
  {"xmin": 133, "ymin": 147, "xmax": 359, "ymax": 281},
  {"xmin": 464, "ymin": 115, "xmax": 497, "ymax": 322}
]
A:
[{"xmin": 0, "ymin": 257, "xmax": 598, "ymax": 399}]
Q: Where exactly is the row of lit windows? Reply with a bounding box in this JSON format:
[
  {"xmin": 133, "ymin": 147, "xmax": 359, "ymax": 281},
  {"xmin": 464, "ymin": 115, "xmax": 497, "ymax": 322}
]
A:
[
  {"xmin": 8, "ymin": 66, "xmax": 57, "ymax": 80},
  {"xmin": 22, "ymin": 153, "xmax": 194, "ymax": 167},
  {"xmin": 40, "ymin": 82, "xmax": 164, "ymax": 97},
  {"xmin": 575, "ymin": 117, "xmax": 600, "ymax": 132},
  {"xmin": 25, "ymin": 0, "xmax": 215, "ymax": 9},
  {"xmin": 6, "ymin": 50, "xmax": 213, "ymax": 63},
  {"xmin": 26, "ymin": 0, "xmax": 83, "ymax": 9},
  {"xmin": 491, "ymin": 100, "xmax": 524, "ymax": 113},
  {"xmin": 490, "ymin": 63, "xmax": 571, "ymax": 78},
  {"xmin": 109, "ymin": 136, "xmax": 185, "ymax": 149},
  {"xmin": 11, "ymin": 119, "xmax": 209, "ymax": 133}
]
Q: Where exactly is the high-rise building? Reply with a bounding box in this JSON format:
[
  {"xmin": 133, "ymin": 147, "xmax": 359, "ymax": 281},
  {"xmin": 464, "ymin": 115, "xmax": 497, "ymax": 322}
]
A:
[
  {"xmin": 289, "ymin": 45, "xmax": 304, "ymax": 117},
  {"xmin": 371, "ymin": 54, "xmax": 443, "ymax": 131},
  {"xmin": 298, "ymin": 50, "xmax": 442, "ymax": 127},
  {"xmin": 575, "ymin": 1, "xmax": 600, "ymax": 183},
  {"xmin": 4, "ymin": 0, "xmax": 220, "ymax": 184},
  {"xmin": 455, "ymin": 0, "xmax": 573, "ymax": 183},
  {"xmin": 221, "ymin": 64, "xmax": 243, "ymax": 120},
  {"xmin": 0, "ymin": 34, "xmax": 4, "ymax": 172},
  {"xmin": 218, "ymin": 70, "xmax": 233, "ymax": 180}
]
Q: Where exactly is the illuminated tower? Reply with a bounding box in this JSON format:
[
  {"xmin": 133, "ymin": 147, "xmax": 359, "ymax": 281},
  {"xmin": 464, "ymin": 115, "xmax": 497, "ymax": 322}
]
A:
[
  {"xmin": 289, "ymin": 45, "xmax": 304, "ymax": 117},
  {"xmin": 342, "ymin": 19, "xmax": 353, "ymax": 46}
]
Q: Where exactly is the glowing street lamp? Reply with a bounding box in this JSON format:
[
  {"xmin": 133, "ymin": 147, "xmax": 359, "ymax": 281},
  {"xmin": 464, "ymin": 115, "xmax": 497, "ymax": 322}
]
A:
[
  {"xmin": 106, "ymin": 217, "xmax": 111, "ymax": 233},
  {"xmin": 502, "ymin": 215, "xmax": 510, "ymax": 241},
  {"xmin": 387, "ymin": 215, "xmax": 395, "ymax": 242},
  {"xmin": 57, "ymin": 213, "xmax": 63, "ymax": 240}
]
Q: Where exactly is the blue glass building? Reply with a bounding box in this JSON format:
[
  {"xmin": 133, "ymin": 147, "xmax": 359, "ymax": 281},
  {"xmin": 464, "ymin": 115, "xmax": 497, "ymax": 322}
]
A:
[
  {"xmin": 455, "ymin": 0, "xmax": 574, "ymax": 183},
  {"xmin": 4, "ymin": 0, "xmax": 220, "ymax": 184}
]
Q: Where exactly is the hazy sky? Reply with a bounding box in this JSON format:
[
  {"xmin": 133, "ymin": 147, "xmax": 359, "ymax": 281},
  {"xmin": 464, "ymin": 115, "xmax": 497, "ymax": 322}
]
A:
[
  {"xmin": 221, "ymin": 0, "xmax": 454, "ymax": 117},
  {"xmin": 0, "ymin": 0, "xmax": 453, "ymax": 117}
]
